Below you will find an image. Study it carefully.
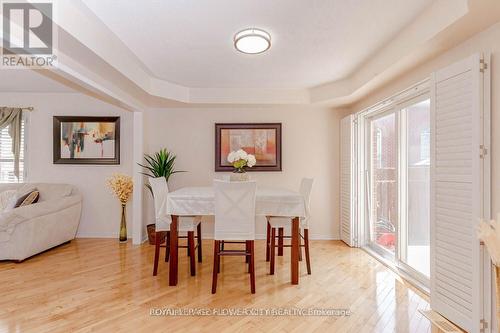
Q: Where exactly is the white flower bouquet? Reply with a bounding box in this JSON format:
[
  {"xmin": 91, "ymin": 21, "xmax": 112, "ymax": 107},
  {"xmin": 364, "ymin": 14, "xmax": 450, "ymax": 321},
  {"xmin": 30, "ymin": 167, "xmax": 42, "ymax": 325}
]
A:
[{"xmin": 227, "ymin": 149, "xmax": 256, "ymax": 173}]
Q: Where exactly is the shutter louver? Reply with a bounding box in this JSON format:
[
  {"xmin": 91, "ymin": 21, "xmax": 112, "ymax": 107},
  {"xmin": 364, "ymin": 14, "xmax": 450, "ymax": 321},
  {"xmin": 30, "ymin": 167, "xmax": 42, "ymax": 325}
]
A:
[
  {"xmin": 0, "ymin": 118, "xmax": 25, "ymax": 183},
  {"xmin": 430, "ymin": 54, "xmax": 485, "ymax": 333},
  {"xmin": 340, "ymin": 115, "xmax": 356, "ymax": 247}
]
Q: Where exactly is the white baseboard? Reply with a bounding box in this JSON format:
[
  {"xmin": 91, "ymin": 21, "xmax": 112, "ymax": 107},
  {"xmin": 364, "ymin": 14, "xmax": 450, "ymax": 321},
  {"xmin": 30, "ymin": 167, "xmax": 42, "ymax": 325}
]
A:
[
  {"xmin": 200, "ymin": 233, "xmax": 339, "ymax": 241},
  {"xmin": 76, "ymin": 232, "xmax": 135, "ymax": 239},
  {"xmin": 77, "ymin": 232, "xmax": 340, "ymax": 241},
  {"xmin": 76, "ymin": 232, "xmax": 117, "ymax": 238},
  {"xmin": 309, "ymin": 235, "xmax": 340, "ymax": 240},
  {"xmin": 76, "ymin": 233, "xmax": 147, "ymax": 245}
]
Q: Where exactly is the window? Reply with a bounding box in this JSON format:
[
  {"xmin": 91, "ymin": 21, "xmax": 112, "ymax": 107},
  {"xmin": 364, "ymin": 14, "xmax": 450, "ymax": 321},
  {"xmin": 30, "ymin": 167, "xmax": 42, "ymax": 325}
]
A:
[
  {"xmin": 356, "ymin": 82, "xmax": 431, "ymax": 289},
  {"xmin": 0, "ymin": 115, "xmax": 27, "ymax": 183},
  {"xmin": 401, "ymin": 98, "xmax": 430, "ymax": 277},
  {"xmin": 375, "ymin": 128, "xmax": 383, "ymax": 168},
  {"xmin": 419, "ymin": 129, "xmax": 430, "ymax": 163},
  {"xmin": 368, "ymin": 112, "xmax": 397, "ymax": 255}
]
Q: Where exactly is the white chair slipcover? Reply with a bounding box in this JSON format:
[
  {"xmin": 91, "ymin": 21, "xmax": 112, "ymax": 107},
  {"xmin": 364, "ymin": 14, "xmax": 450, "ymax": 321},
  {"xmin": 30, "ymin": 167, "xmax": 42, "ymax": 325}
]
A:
[
  {"xmin": 213, "ymin": 180, "xmax": 257, "ymax": 241},
  {"xmin": 149, "ymin": 177, "xmax": 201, "ymax": 233},
  {"xmin": 268, "ymin": 178, "xmax": 314, "ymax": 229}
]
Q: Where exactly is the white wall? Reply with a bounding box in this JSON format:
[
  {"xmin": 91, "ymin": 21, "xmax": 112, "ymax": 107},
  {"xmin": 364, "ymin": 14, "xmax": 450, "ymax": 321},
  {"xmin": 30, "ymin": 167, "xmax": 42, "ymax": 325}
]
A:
[
  {"xmin": 0, "ymin": 92, "xmax": 134, "ymax": 238},
  {"xmin": 143, "ymin": 106, "xmax": 345, "ymax": 239}
]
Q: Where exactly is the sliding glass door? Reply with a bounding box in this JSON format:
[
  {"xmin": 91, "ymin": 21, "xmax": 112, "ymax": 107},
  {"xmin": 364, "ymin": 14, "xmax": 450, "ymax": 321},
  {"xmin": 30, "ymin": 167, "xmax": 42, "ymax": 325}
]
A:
[
  {"xmin": 364, "ymin": 95, "xmax": 430, "ymax": 285},
  {"xmin": 367, "ymin": 111, "xmax": 398, "ymax": 257},
  {"xmin": 400, "ymin": 99, "xmax": 430, "ymax": 278}
]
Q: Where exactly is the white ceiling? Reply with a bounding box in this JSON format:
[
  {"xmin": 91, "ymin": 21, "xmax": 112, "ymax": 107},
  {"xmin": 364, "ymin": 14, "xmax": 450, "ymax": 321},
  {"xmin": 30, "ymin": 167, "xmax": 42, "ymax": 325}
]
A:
[{"xmin": 82, "ymin": 0, "xmax": 433, "ymax": 89}]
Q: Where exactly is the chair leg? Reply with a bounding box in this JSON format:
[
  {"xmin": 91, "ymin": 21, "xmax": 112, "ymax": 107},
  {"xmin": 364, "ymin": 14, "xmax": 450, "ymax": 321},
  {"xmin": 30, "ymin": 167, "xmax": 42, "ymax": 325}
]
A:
[
  {"xmin": 266, "ymin": 221, "xmax": 271, "ymax": 262},
  {"xmin": 278, "ymin": 228, "xmax": 284, "ymax": 256},
  {"xmin": 197, "ymin": 223, "xmax": 202, "ymax": 263},
  {"xmin": 218, "ymin": 241, "xmax": 221, "ymax": 273},
  {"xmin": 188, "ymin": 231, "xmax": 196, "ymax": 276},
  {"xmin": 212, "ymin": 240, "xmax": 219, "ymax": 294},
  {"xmin": 165, "ymin": 231, "xmax": 170, "ymax": 262},
  {"xmin": 298, "ymin": 233, "xmax": 302, "ymax": 262},
  {"xmin": 304, "ymin": 229, "xmax": 311, "ymax": 275},
  {"xmin": 245, "ymin": 241, "xmax": 249, "ymax": 263},
  {"xmin": 249, "ymin": 240, "xmax": 255, "ymax": 294},
  {"xmin": 270, "ymin": 227, "xmax": 276, "ymax": 275},
  {"xmin": 153, "ymin": 231, "xmax": 161, "ymax": 276}
]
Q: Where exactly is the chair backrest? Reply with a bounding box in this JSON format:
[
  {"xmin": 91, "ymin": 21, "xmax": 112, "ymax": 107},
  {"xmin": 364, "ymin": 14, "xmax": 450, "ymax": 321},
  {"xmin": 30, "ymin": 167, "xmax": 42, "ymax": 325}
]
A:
[
  {"xmin": 299, "ymin": 178, "xmax": 314, "ymax": 226},
  {"xmin": 213, "ymin": 180, "xmax": 257, "ymax": 241},
  {"xmin": 149, "ymin": 177, "xmax": 170, "ymax": 231}
]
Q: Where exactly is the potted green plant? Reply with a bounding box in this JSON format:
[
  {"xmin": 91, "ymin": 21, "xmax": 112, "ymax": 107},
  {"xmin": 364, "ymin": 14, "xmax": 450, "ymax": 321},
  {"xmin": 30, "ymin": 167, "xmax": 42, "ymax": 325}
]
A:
[{"xmin": 138, "ymin": 148, "xmax": 184, "ymax": 244}]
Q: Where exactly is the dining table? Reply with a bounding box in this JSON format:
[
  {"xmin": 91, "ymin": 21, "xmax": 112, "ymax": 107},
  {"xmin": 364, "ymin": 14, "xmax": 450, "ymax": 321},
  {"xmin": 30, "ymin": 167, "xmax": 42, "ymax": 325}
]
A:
[{"xmin": 164, "ymin": 186, "xmax": 307, "ymax": 286}]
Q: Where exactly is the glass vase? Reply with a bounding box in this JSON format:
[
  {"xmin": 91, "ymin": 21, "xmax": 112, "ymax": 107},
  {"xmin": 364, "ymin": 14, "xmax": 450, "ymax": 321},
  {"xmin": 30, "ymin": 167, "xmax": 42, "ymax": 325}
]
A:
[
  {"xmin": 119, "ymin": 203, "xmax": 127, "ymax": 243},
  {"xmin": 230, "ymin": 168, "xmax": 249, "ymax": 181}
]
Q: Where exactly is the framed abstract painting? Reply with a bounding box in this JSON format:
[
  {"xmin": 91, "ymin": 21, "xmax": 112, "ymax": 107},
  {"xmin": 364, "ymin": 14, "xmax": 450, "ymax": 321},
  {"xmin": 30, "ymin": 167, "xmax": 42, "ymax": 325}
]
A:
[
  {"xmin": 53, "ymin": 116, "xmax": 120, "ymax": 165},
  {"xmin": 215, "ymin": 123, "xmax": 282, "ymax": 171}
]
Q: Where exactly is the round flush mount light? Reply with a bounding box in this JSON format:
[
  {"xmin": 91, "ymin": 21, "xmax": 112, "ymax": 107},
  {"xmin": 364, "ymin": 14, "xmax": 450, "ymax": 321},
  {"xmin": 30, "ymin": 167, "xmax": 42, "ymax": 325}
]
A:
[{"xmin": 234, "ymin": 28, "xmax": 271, "ymax": 54}]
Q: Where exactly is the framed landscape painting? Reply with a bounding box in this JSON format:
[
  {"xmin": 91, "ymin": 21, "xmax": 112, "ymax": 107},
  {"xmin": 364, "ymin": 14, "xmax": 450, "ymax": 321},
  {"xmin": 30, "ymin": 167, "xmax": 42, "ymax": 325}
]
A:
[
  {"xmin": 215, "ymin": 123, "xmax": 282, "ymax": 171},
  {"xmin": 53, "ymin": 116, "xmax": 120, "ymax": 165}
]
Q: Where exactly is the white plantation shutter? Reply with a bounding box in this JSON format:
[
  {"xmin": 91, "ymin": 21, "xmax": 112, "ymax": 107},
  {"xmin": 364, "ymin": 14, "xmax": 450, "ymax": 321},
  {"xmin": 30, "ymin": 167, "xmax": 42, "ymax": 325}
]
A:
[
  {"xmin": 0, "ymin": 118, "xmax": 26, "ymax": 183},
  {"xmin": 430, "ymin": 54, "xmax": 488, "ymax": 333},
  {"xmin": 340, "ymin": 115, "xmax": 357, "ymax": 247}
]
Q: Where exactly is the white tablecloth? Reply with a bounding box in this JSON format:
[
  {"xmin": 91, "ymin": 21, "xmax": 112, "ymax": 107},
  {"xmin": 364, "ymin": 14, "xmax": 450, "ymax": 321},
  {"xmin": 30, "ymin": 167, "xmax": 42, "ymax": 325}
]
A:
[{"xmin": 166, "ymin": 186, "xmax": 306, "ymax": 218}]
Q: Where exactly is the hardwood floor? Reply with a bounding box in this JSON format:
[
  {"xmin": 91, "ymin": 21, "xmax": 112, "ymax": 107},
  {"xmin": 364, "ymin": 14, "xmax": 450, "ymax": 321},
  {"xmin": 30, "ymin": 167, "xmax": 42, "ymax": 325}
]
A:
[{"xmin": 0, "ymin": 239, "xmax": 431, "ymax": 333}]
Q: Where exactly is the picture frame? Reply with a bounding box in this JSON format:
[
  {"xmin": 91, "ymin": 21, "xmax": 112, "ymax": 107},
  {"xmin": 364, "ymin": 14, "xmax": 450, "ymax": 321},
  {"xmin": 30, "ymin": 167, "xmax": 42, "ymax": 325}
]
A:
[
  {"xmin": 215, "ymin": 123, "xmax": 282, "ymax": 172},
  {"xmin": 53, "ymin": 116, "xmax": 120, "ymax": 165}
]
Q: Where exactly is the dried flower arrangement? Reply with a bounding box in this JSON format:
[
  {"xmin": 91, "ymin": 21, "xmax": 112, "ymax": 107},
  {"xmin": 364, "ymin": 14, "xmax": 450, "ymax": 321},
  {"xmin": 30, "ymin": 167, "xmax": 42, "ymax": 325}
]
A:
[
  {"xmin": 107, "ymin": 173, "xmax": 133, "ymax": 204},
  {"xmin": 106, "ymin": 173, "xmax": 133, "ymax": 242}
]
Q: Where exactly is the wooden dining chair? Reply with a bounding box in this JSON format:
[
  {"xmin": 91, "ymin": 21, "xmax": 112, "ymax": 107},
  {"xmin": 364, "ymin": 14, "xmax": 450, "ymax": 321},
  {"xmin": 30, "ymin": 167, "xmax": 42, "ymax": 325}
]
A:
[
  {"xmin": 150, "ymin": 177, "xmax": 202, "ymax": 277},
  {"xmin": 212, "ymin": 180, "xmax": 257, "ymax": 294},
  {"xmin": 266, "ymin": 178, "xmax": 314, "ymax": 275}
]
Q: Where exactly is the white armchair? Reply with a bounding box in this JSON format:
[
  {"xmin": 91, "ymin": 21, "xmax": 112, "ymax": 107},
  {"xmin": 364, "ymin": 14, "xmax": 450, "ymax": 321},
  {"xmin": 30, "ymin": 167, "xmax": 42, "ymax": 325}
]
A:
[{"xmin": 0, "ymin": 183, "xmax": 82, "ymax": 261}]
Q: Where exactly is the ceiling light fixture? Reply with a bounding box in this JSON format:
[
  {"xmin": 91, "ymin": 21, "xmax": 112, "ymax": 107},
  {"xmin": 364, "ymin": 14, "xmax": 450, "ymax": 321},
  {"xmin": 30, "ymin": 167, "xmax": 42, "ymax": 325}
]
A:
[{"xmin": 234, "ymin": 28, "xmax": 271, "ymax": 54}]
